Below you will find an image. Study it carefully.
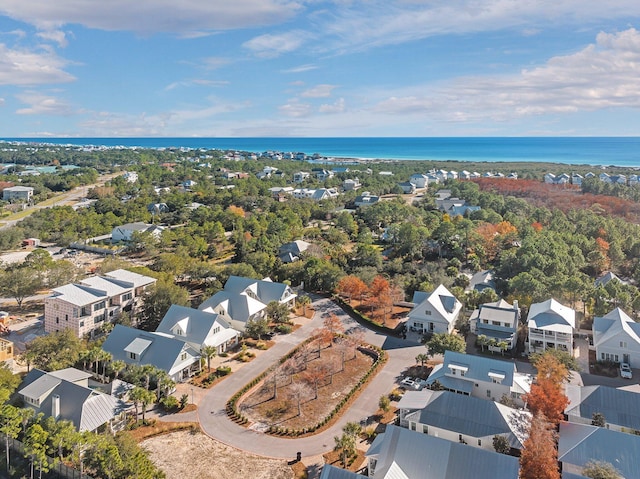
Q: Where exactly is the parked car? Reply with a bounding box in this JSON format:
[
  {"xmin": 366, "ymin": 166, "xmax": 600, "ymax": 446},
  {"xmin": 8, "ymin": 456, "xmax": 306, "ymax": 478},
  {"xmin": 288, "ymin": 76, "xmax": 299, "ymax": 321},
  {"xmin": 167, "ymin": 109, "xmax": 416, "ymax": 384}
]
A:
[
  {"xmin": 400, "ymin": 378, "xmax": 421, "ymax": 390},
  {"xmin": 620, "ymin": 362, "xmax": 633, "ymax": 379}
]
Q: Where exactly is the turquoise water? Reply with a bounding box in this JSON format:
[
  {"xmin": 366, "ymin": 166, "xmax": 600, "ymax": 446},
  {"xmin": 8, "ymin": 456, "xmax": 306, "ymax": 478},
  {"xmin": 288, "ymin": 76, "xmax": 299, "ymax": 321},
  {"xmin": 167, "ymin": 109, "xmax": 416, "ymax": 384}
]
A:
[{"xmin": 3, "ymin": 137, "xmax": 640, "ymax": 167}]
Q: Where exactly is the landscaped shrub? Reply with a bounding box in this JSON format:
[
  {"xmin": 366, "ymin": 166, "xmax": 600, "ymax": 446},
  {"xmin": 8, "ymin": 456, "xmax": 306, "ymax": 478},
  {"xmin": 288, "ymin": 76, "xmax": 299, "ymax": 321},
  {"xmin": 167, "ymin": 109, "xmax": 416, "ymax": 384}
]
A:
[
  {"xmin": 216, "ymin": 365, "xmax": 232, "ymax": 376},
  {"xmin": 159, "ymin": 395, "xmax": 179, "ymax": 412}
]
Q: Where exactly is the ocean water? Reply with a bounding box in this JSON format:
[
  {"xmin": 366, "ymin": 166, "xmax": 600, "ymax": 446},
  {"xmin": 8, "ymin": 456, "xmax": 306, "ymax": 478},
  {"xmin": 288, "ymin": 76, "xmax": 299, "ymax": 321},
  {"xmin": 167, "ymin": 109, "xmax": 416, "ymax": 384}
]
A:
[{"xmin": 3, "ymin": 137, "xmax": 640, "ymax": 168}]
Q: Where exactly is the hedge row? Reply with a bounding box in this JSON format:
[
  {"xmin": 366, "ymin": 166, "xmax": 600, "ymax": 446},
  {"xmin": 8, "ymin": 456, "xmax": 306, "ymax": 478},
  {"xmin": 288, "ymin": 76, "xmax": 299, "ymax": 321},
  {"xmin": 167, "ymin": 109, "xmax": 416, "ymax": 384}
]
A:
[{"xmin": 333, "ymin": 296, "xmax": 400, "ymax": 336}]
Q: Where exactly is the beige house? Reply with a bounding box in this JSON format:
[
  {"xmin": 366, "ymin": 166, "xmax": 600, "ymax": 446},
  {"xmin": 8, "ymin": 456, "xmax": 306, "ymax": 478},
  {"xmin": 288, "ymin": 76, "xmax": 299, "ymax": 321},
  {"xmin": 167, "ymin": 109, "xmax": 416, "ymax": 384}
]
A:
[{"xmin": 44, "ymin": 269, "xmax": 156, "ymax": 338}]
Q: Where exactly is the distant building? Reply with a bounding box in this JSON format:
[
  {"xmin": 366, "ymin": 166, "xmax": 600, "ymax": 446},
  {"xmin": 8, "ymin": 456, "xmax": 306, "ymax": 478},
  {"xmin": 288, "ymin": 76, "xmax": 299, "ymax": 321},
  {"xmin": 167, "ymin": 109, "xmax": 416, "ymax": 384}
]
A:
[
  {"xmin": 111, "ymin": 222, "xmax": 165, "ymax": 242},
  {"xmin": 2, "ymin": 185, "xmax": 33, "ymax": 202}
]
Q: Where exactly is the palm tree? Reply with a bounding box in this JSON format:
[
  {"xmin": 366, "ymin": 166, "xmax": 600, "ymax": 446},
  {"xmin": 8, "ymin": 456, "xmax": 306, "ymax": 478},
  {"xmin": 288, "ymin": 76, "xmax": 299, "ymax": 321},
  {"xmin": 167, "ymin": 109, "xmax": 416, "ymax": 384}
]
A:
[
  {"xmin": 297, "ymin": 295, "xmax": 312, "ymax": 317},
  {"xmin": 415, "ymin": 353, "xmax": 429, "ymax": 370},
  {"xmin": 334, "ymin": 433, "xmax": 356, "ymax": 467},
  {"xmin": 109, "ymin": 360, "xmax": 126, "ymax": 380},
  {"xmin": 201, "ymin": 345, "xmax": 217, "ymax": 372}
]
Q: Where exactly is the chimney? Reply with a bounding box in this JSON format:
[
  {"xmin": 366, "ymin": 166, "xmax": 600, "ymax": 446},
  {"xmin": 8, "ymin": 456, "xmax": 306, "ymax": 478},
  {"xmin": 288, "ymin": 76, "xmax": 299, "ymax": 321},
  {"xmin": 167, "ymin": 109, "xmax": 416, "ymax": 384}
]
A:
[{"xmin": 52, "ymin": 394, "xmax": 60, "ymax": 419}]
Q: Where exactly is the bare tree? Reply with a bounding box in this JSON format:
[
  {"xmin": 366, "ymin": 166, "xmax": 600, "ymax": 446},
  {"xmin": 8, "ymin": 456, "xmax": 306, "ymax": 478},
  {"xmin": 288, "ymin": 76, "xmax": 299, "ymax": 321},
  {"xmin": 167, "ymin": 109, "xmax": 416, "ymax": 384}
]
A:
[
  {"xmin": 288, "ymin": 380, "xmax": 312, "ymax": 417},
  {"xmin": 302, "ymin": 363, "xmax": 326, "ymax": 399}
]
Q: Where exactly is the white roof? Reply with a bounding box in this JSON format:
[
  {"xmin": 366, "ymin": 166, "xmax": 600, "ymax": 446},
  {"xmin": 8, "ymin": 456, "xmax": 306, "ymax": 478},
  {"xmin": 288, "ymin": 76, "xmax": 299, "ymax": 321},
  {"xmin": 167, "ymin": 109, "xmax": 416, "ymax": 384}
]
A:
[
  {"xmin": 50, "ymin": 284, "xmax": 107, "ymax": 306},
  {"xmin": 81, "ymin": 276, "xmax": 130, "ymax": 296},
  {"xmin": 104, "ymin": 269, "xmax": 157, "ymax": 288},
  {"xmin": 528, "ymin": 298, "xmax": 575, "ymax": 333}
]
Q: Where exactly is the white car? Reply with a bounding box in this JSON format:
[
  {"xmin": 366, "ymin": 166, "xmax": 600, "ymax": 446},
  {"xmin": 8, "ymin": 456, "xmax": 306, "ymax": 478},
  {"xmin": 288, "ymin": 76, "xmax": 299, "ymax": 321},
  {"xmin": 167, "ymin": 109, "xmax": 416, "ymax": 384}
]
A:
[
  {"xmin": 620, "ymin": 362, "xmax": 633, "ymax": 379},
  {"xmin": 400, "ymin": 378, "xmax": 421, "ymax": 390}
]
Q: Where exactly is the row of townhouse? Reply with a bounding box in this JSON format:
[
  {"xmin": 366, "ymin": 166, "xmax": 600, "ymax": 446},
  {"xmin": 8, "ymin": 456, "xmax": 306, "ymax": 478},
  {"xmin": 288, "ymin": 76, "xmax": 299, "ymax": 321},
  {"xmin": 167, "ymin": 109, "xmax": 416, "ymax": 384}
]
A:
[{"xmin": 546, "ymin": 171, "xmax": 640, "ymax": 186}]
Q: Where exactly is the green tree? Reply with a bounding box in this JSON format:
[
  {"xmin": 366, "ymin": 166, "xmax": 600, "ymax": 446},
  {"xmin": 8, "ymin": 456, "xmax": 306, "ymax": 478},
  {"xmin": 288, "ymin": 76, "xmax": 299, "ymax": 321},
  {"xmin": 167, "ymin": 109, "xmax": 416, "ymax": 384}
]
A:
[
  {"xmin": 297, "ymin": 294, "xmax": 311, "ymax": 316},
  {"xmin": 266, "ymin": 301, "xmax": 291, "ymax": 324},
  {"xmin": 426, "ymin": 333, "xmax": 466, "ymax": 357},
  {"xmin": 582, "ymin": 461, "xmax": 622, "ymax": 479},
  {"xmin": 0, "ymin": 267, "xmax": 42, "ymax": 308},
  {"xmin": 25, "ymin": 329, "xmax": 84, "ymax": 371},
  {"xmin": 140, "ymin": 280, "xmax": 189, "ymax": 330},
  {"xmin": 0, "ymin": 363, "xmax": 20, "ymax": 404},
  {"xmin": 334, "ymin": 432, "xmax": 356, "ymax": 467},
  {"xmin": 24, "ymin": 423, "xmax": 49, "ymax": 479},
  {"xmin": 0, "ymin": 404, "xmax": 22, "ymax": 471},
  {"xmin": 415, "ymin": 353, "xmax": 429, "ymax": 370},
  {"xmin": 201, "ymin": 345, "xmax": 218, "ymax": 372},
  {"xmin": 245, "ymin": 317, "xmax": 270, "ymax": 339},
  {"xmin": 378, "ymin": 395, "xmax": 390, "ymax": 412},
  {"xmin": 492, "ymin": 434, "xmax": 510, "ymax": 454},
  {"xmin": 591, "ymin": 412, "xmax": 606, "ymax": 427}
]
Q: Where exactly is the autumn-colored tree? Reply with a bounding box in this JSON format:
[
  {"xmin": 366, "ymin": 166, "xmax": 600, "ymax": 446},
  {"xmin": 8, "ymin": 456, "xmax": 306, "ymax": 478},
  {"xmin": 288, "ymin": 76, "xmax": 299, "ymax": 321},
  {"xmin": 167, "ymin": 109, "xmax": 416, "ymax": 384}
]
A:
[
  {"xmin": 531, "ymin": 351, "xmax": 570, "ymax": 382},
  {"xmin": 336, "ymin": 275, "xmax": 368, "ymax": 303},
  {"xmin": 519, "ymin": 412, "xmax": 560, "ymax": 479},
  {"xmin": 369, "ymin": 275, "xmax": 393, "ymax": 323},
  {"xmin": 227, "ymin": 205, "xmax": 246, "ymax": 218},
  {"xmin": 369, "ymin": 275, "xmax": 390, "ymax": 298},
  {"xmin": 313, "ymin": 327, "xmax": 334, "ymax": 350},
  {"xmin": 323, "ymin": 313, "xmax": 344, "ymax": 335},
  {"xmin": 302, "ymin": 363, "xmax": 326, "ymax": 399},
  {"xmin": 523, "ymin": 379, "xmax": 569, "ymax": 426}
]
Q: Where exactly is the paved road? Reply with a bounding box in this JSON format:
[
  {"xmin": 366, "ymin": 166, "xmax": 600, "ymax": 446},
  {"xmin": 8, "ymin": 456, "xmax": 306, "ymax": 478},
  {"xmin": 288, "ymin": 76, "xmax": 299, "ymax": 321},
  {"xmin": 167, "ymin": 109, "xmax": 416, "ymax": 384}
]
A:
[{"xmin": 175, "ymin": 297, "xmax": 424, "ymax": 460}]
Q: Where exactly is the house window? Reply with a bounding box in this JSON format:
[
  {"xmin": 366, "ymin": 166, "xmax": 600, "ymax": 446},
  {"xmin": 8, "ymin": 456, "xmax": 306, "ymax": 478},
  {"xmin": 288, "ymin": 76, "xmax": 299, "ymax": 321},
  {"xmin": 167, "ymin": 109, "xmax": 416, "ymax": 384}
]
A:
[
  {"xmin": 478, "ymin": 439, "xmax": 482, "ymax": 446},
  {"xmin": 94, "ymin": 316, "xmax": 103, "ymax": 324},
  {"xmin": 80, "ymin": 307, "xmax": 89, "ymax": 317},
  {"xmin": 213, "ymin": 326, "xmax": 220, "ymax": 334},
  {"xmin": 620, "ymin": 341, "xmax": 627, "ymax": 348},
  {"xmin": 79, "ymin": 321, "xmax": 84, "ymax": 327},
  {"xmin": 458, "ymin": 434, "xmax": 463, "ymax": 442},
  {"xmin": 122, "ymin": 292, "xmax": 132, "ymax": 301},
  {"xmin": 129, "ymin": 352, "xmax": 137, "ymax": 360},
  {"xmin": 422, "ymin": 425, "xmax": 428, "ymax": 434},
  {"xmin": 94, "ymin": 301, "xmax": 106, "ymax": 311},
  {"xmin": 492, "ymin": 321, "xmax": 500, "ymax": 326},
  {"xmin": 601, "ymin": 353, "xmax": 605, "ymax": 360},
  {"xmin": 428, "ymin": 323, "xmax": 434, "ymax": 332},
  {"xmin": 425, "ymin": 310, "xmax": 432, "ymax": 316},
  {"xmin": 410, "ymin": 423, "xmax": 416, "ymax": 431},
  {"xmin": 65, "ymin": 314, "xmax": 68, "ymax": 321},
  {"xmin": 483, "ymin": 319, "xmax": 489, "ymax": 324},
  {"xmin": 492, "ymin": 377, "xmax": 502, "ymax": 384},
  {"xmin": 486, "ymin": 390, "xmax": 491, "ymax": 398},
  {"xmin": 180, "ymin": 352, "xmax": 187, "ymax": 361},
  {"xmin": 460, "ymin": 370, "xmax": 466, "ymax": 377}
]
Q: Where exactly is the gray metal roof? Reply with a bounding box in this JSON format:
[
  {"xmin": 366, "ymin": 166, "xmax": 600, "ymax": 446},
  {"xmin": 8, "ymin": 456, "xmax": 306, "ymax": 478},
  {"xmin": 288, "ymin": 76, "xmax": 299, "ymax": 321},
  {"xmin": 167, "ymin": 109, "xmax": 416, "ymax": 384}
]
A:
[
  {"xmin": 428, "ymin": 351, "xmax": 517, "ymax": 387},
  {"xmin": 49, "ymin": 368, "xmax": 92, "ymax": 383},
  {"xmin": 156, "ymin": 304, "xmax": 236, "ymax": 349},
  {"xmin": 404, "ymin": 391, "xmax": 528, "ymax": 448},
  {"xmin": 18, "ymin": 369, "xmax": 124, "ymax": 432},
  {"xmin": 367, "ymin": 425, "xmax": 519, "ymax": 479},
  {"xmin": 565, "ymin": 385, "xmax": 640, "ymax": 430},
  {"xmin": 102, "ymin": 324, "xmax": 200, "ymax": 378},
  {"xmin": 223, "ymin": 275, "xmax": 295, "ymax": 304},
  {"xmin": 559, "ymin": 423, "xmax": 640, "ymax": 479},
  {"xmin": 319, "ymin": 465, "xmax": 361, "ymax": 479},
  {"xmin": 198, "ymin": 290, "xmax": 265, "ymax": 324}
]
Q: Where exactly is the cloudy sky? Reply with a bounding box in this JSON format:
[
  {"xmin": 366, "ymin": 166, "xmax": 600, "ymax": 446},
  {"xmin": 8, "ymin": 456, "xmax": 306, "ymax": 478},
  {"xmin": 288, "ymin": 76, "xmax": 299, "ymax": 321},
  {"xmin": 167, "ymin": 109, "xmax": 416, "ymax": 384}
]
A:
[{"xmin": 0, "ymin": 1, "xmax": 639, "ymax": 137}]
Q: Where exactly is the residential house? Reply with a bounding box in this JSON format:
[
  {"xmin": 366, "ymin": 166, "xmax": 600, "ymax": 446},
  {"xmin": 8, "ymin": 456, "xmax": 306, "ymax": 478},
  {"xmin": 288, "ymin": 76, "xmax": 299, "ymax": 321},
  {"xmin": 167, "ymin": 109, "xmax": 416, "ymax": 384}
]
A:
[
  {"xmin": 44, "ymin": 269, "xmax": 156, "ymax": 337},
  {"xmin": 156, "ymin": 304, "xmax": 239, "ymax": 354},
  {"xmin": 409, "ymin": 173, "xmax": 429, "ymax": 188},
  {"xmin": 396, "ymin": 390, "xmax": 432, "ymax": 427},
  {"xmin": 571, "ymin": 173, "xmax": 583, "ymax": 186},
  {"xmin": 426, "ymin": 173, "xmax": 440, "ymax": 184},
  {"xmin": 434, "ymin": 189, "xmax": 452, "ymax": 201},
  {"xmin": 609, "ymin": 174, "xmax": 627, "ymax": 185},
  {"xmin": 592, "ymin": 307, "xmax": 640, "ymax": 366},
  {"xmin": 599, "ymin": 172, "xmax": 611, "ymax": 183},
  {"xmin": 398, "ymin": 181, "xmax": 416, "ymax": 194},
  {"xmin": 558, "ymin": 422, "xmax": 640, "ymax": 479},
  {"xmin": 102, "ymin": 324, "xmax": 200, "ymax": 382},
  {"xmin": 268, "ymin": 186, "xmax": 294, "ymax": 201},
  {"xmin": 594, "ymin": 271, "xmax": 624, "ymax": 288},
  {"xmin": 18, "ymin": 368, "xmax": 126, "ymax": 432},
  {"xmin": 507, "ymin": 172, "xmax": 518, "ymax": 180},
  {"xmin": 407, "ymin": 284, "xmax": 462, "ymax": 335},
  {"xmin": 584, "ymin": 172, "xmax": 596, "ymax": 179},
  {"xmin": 199, "ymin": 276, "xmax": 296, "ymax": 333},
  {"xmin": 459, "ymin": 171, "xmax": 472, "ymax": 180},
  {"xmin": 278, "ymin": 240, "xmax": 311, "ymax": 263},
  {"xmin": 425, "ymin": 351, "xmax": 532, "ymax": 406},
  {"xmin": 182, "ymin": 179, "xmax": 197, "ymax": 189},
  {"xmin": 366, "ymin": 425, "xmax": 520, "ymax": 479},
  {"xmin": 292, "ymin": 187, "xmax": 339, "ymax": 201},
  {"xmin": 446, "ymin": 171, "xmax": 458, "ymax": 181},
  {"xmin": 2, "ymin": 185, "xmax": 34, "ymax": 202},
  {"xmin": 565, "ymin": 384, "xmax": 640, "ymax": 433},
  {"xmin": 467, "ymin": 270, "xmax": 496, "ymax": 292},
  {"xmin": 403, "ymin": 390, "xmax": 530, "ymax": 452},
  {"xmin": 312, "ymin": 168, "xmax": 334, "ymax": 181},
  {"xmin": 318, "ymin": 465, "xmax": 361, "ymax": 479},
  {"xmin": 470, "ymin": 299, "xmax": 520, "ymax": 351},
  {"xmin": 435, "ymin": 170, "xmax": 449, "ymax": 182},
  {"xmin": 111, "ymin": 222, "xmax": 165, "ymax": 242},
  {"xmin": 378, "ymin": 171, "xmax": 394, "ymax": 176},
  {"xmin": 527, "ymin": 298, "xmax": 576, "ymax": 355},
  {"xmin": 629, "ymin": 174, "xmax": 639, "ymax": 185},
  {"xmin": 122, "ymin": 171, "xmax": 138, "ymax": 183},
  {"xmin": 342, "ymin": 178, "xmax": 361, "ymax": 191},
  {"xmin": 293, "ymin": 171, "xmax": 310, "ymax": 183},
  {"xmin": 354, "ymin": 192, "xmax": 380, "ymax": 207}
]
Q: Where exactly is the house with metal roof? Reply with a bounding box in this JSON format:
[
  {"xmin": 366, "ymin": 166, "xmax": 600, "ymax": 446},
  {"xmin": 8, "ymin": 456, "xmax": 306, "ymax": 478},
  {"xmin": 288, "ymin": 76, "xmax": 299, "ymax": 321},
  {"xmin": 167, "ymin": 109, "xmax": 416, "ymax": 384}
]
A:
[
  {"xmin": 198, "ymin": 276, "xmax": 296, "ymax": 333},
  {"xmin": 366, "ymin": 424, "xmax": 520, "ymax": 479},
  {"xmin": 407, "ymin": 284, "xmax": 462, "ymax": 335},
  {"xmin": 467, "ymin": 270, "xmax": 496, "ymax": 293},
  {"xmin": 102, "ymin": 324, "xmax": 200, "ymax": 382},
  {"xmin": 2, "ymin": 185, "xmax": 33, "ymax": 202},
  {"xmin": 425, "ymin": 351, "xmax": 532, "ymax": 406},
  {"xmin": 18, "ymin": 368, "xmax": 126, "ymax": 432},
  {"xmin": 278, "ymin": 240, "xmax": 311, "ymax": 263},
  {"xmin": 44, "ymin": 269, "xmax": 156, "ymax": 338},
  {"xmin": 559, "ymin": 422, "xmax": 640, "ymax": 479},
  {"xmin": 565, "ymin": 384, "xmax": 640, "ymax": 434},
  {"xmin": 111, "ymin": 222, "xmax": 165, "ymax": 242},
  {"xmin": 156, "ymin": 304, "xmax": 239, "ymax": 354},
  {"xmin": 592, "ymin": 307, "xmax": 640, "ymax": 367},
  {"xmin": 318, "ymin": 465, "xmax": 361, "ymax": 479},
  {"xmin": 527, "ymin": 298, "xmax": 575, "ymax": 355},
  {"xmin": 470, "ymin": 299, "xmax": 520, "ymax": 351},
  {"xmin": 403, "ymin": 390, "xmax": 530, "ymax": 452},
  {"xmin": 594, "ymin": 271, "xmax": 625, "ymax": 288}
]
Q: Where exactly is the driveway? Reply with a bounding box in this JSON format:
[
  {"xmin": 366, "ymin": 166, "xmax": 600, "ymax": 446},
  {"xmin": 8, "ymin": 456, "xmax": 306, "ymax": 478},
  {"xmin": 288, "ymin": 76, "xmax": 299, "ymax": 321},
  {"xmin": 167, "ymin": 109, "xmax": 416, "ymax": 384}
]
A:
[{"xmin": 176, "ymin": 297, "xmax": 424, "ymax": 460}]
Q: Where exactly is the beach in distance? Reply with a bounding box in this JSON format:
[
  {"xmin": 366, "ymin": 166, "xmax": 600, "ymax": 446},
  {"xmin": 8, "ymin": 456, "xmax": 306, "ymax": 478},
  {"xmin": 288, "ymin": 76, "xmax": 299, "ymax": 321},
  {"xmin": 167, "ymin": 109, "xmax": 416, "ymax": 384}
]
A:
[{"xmin": 4, "ymin": 137, "xmax": 640, "ymax": 168}]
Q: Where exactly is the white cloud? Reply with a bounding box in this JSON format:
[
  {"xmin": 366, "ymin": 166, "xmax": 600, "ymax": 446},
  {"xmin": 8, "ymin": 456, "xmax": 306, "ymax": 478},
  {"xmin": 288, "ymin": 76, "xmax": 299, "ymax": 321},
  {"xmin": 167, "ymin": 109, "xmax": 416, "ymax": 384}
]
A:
[
  {"xmin": 373, "ymin": 28, "xmax": 640, "ymax": 121},
  {"xmin": 0, "ymin": 0, "xmax": 301, "ymax": 35},
  {"xmin": 278, "ymin": 99, "xmax": 312, "ymax": 117},
  {"xmin": 300, "ymin": 84, "xmax": 336, "ymax": 98},
  {"xmin": 0, "ymin": 97, "xmax": 5, "ymax": 106},
  {"xmin": 0, "ymin": 44, "xmax": 75, "ymax": 85},
  {"xmin": 201, "ymin": 57, "xmax": 232, "ymax": 71},
  {"xmin": 319, "ymin": 97, "xmax": 345, "ymax": 113},
  {"xmin": 15, "ymin": 91, "xmax": 74, "ymax": 115},
  {"xmin": 165, "ymin": 79, "xmax": 229, "ymax": 91},
  {"xmin": 282, "ymin": 64, "xmax": 318, "ymax": 73},
  {"xmin": 36, "ymin": 29, "xmax": 68, "ymax": 47},
  {"xmin": 243, "ymin": 31, "xmax": 308, "ymax": 58}
]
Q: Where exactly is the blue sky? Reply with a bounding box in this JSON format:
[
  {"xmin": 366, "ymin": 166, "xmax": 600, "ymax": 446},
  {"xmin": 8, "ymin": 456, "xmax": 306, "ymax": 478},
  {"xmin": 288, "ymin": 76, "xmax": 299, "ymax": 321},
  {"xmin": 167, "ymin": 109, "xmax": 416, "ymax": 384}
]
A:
[{"xmin": 0, "ymin": 1, "xmax": 639, "ymax": 137}]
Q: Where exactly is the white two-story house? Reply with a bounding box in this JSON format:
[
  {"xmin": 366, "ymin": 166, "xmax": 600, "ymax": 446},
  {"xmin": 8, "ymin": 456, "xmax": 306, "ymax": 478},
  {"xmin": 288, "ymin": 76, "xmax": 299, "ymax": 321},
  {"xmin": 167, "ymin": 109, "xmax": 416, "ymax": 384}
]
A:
[
  {"xmin": 470, "ymin": 299, "xmax": 520, "ymax": 351},
  {"xmin": 527, "ymin": 298, "xmax": 575, "ymax": 355},
  {"xmin": 407, "ymin": 284, "xmax": 461, "ymax": 335},
  {"xmin": 592, "ymin": 307, "xmax": 640, "ymax": 367}
]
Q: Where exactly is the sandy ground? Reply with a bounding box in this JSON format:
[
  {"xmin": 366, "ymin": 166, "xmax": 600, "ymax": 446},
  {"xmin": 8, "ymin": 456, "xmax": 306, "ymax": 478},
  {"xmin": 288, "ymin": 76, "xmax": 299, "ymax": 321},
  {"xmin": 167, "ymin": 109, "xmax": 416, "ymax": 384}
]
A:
[{"xmin": 141, "ymin": 430, "xmax": 294, "ymax": 479}]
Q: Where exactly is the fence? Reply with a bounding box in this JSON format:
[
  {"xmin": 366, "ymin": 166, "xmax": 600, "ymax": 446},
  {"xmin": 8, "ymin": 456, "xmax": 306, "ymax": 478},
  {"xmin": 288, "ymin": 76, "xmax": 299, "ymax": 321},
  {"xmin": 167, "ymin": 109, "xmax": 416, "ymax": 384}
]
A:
[{"xmin": 4, "ymin": 437, "xmax": 93, "ymax": 479}]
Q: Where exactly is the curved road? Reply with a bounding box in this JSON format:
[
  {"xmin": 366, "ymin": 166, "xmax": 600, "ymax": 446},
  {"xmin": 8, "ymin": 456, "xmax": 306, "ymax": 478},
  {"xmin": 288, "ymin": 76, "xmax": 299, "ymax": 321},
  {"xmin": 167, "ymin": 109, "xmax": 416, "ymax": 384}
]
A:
[{"xmin": 188, "ymin": 297, "xmax": 424, "ymax": 459}]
